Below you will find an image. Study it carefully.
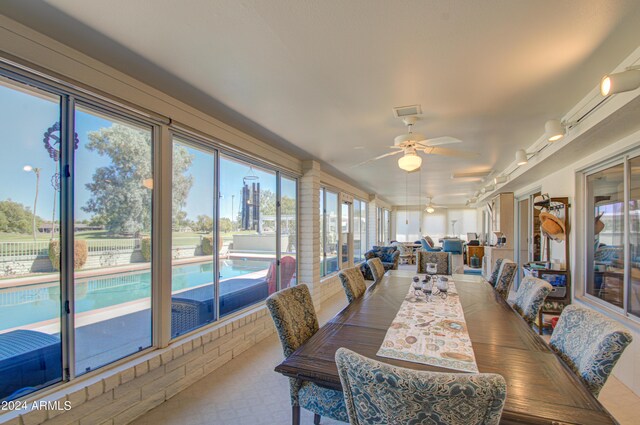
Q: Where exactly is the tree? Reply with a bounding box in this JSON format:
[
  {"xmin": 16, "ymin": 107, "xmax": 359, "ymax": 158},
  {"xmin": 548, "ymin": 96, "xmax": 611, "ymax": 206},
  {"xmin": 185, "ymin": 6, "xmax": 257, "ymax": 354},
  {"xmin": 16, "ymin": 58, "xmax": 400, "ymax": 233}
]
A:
[
  {"xmin": 0, "ymin": 200, "xmax": 43, "ymax": 234},
  {"xmin": 82, "ymin": 124, "xmax": 193, "ymax": 235},
  {"xmin": 259, "ymin": 189, "xmax": 277, "ymax": 216},
  {"xmin": 219, "ymin": 217, "xmax": 232, "ymax": 233},
  {"xmin": 194, "ymin": 215, "xmax": 214, "ymax": 233}
]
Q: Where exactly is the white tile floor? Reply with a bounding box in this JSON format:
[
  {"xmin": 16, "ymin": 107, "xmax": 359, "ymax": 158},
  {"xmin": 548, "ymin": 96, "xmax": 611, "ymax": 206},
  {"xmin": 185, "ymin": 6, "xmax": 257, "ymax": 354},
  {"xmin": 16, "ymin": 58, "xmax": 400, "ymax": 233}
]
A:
[{"xmin": 132, "ymin": 277, "xmax": 640, "ymax": 425}]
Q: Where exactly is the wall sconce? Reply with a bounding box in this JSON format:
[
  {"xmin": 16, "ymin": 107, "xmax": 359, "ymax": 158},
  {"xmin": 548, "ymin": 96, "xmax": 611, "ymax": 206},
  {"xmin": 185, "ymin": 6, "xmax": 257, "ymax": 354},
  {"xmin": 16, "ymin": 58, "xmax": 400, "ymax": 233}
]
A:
[{"xmin": 600, "ymin": 66, "xmax": 640, "ymax": 96}]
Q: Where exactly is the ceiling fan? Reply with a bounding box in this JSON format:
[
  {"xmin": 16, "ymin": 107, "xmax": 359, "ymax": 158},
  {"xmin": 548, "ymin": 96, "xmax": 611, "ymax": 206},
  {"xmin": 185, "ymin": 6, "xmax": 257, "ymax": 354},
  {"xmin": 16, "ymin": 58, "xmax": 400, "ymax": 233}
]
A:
[
  {"xmin": 355, "ymin": 117, "xmax": 473, "ymax": 171},
  {"xmin": 424, "ymin": 197, "xmax": 447, "ymax": 213}
]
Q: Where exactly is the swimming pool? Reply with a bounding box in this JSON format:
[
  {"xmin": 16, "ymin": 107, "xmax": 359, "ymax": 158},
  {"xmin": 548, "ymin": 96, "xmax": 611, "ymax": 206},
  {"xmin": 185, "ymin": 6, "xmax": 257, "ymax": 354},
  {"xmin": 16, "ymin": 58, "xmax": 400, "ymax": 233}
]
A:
[{"xmin": 0, "ymin": 259, "xmax": 272, "ymax": 331}]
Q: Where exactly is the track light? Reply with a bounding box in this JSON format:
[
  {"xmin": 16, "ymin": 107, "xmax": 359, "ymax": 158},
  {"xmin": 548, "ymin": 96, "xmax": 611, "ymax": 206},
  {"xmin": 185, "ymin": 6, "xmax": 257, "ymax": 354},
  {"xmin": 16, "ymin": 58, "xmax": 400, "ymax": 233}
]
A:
[
  {"xmin": 515, "ymin": 149, "xmax": 529, "ymax": 166},
  {"xmin": 485, "ymin": 184, "xmax": 495, "ymax": 192},
  {"xmin": 470, "ymin": 197, "xmax": 477, "ymax": 203},
  {"xmin": 600, "ymin": 67, "xmax": 640, "ymax": 97},
  {"xmin": 545, "ymin": 119, "xmax": 565, "ymax": 142},
  {"xmin": 494, "ymin": 176, "xmax": 508, "ymax": 184}
]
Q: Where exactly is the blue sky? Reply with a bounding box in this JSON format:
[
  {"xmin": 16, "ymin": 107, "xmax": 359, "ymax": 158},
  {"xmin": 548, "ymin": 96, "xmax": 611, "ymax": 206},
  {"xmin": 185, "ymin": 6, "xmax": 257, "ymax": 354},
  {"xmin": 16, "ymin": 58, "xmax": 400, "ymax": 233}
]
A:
[{"xmin": 0, "ymin": 80, "xmax": 284, "ymax": 224}]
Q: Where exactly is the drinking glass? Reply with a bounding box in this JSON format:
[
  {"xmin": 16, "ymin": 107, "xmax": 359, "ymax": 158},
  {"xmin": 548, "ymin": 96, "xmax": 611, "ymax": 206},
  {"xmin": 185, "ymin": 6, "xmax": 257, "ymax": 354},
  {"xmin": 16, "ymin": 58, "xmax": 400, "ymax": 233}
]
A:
[
  {"xmin": 421, "ymin": 279, "xmax": 433, "ymax": 300},
  {"xmin": 412, "ymin": 276, "xmax": 422, "ymax": 296}
]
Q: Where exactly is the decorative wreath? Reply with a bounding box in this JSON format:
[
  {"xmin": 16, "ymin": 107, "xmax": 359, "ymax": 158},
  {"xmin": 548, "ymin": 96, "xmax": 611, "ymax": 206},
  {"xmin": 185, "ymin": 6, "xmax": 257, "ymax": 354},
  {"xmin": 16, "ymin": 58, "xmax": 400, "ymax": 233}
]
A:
[{"xmin": 43, "ymin": 121, "xmax": 80, "ymax": 162}]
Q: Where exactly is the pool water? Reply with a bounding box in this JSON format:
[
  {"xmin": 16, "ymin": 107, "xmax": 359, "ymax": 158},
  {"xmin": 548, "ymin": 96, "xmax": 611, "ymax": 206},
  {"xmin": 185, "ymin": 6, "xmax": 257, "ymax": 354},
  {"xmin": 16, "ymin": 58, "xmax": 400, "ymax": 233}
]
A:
[{"xmin": 0, "ymin": 259, "xmax": 272, "ymax": 331}]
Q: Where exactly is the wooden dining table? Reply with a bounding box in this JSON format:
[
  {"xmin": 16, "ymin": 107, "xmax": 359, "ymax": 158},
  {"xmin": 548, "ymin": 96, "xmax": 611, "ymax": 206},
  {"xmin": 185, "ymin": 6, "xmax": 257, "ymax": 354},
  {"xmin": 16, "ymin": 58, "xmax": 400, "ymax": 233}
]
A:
[{"xmin": 275, "ymin": 270, "xmax": 618, "ymax": 425}]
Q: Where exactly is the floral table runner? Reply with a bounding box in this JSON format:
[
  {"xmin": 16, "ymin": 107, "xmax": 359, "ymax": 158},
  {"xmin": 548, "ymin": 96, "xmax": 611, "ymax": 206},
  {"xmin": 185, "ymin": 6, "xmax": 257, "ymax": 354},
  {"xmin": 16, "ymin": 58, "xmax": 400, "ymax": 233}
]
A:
[{"xmin": 377, "ymin": 280, "xmax": 479, "ymax": 373}]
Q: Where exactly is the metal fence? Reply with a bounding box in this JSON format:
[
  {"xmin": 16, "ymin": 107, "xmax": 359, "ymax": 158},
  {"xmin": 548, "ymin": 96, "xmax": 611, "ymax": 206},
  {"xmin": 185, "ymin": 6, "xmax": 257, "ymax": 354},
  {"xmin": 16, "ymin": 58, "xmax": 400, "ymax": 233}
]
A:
[{"xmin": 0, "ymin": 239, "xmax": 141, "ymax": 260}]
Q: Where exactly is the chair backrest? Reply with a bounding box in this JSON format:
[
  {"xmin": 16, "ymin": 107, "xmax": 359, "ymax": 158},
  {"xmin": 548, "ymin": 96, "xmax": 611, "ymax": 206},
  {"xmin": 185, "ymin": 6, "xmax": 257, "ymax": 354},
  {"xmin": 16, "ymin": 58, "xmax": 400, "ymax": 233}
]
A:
[
  {"xmin": 366, "ymin": 257, "xmax": 385, "ymax": 282},
  {"xmin": 442, "ymin": 238, "xmax": 463, "ymax": 254},
  {"xmin": 549, "ymin": 304, "xmax": 633, "ymax": 396},
  {"xmin": 494, "ymin": 260, "xmax": 517, "ymax": 299},
  {"xmin": 280, "ymin": 255, "xmax": 297, "ymax": 289},
  {"xmin": 266, "ymin": 284, "xmax": 319, "ymax": 358},
  {"xmin": 339, "ymin": 267, "xmax": 367, "ymax": 303},
  {"xmin": 335, "ymin": 348, "xmax": 507, "ymax": 425},
  {"xmin": 417, "ymin": 251, "xmax": 451, "ymax": 274},
  {"xmin": 512, "ymin": 276, "xmax": 552, "ymax": 324},
  {"xmin": 487, "ymin": 258, "xmax": 504, "ymax": 286}
]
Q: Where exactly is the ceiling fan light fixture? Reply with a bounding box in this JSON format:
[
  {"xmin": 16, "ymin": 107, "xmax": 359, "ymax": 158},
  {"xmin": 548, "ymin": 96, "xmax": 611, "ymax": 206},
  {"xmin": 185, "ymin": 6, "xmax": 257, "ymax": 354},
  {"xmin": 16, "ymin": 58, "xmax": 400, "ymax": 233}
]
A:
[
  {"xmin": 600, "ymin": 68, "xmax": 640, "ymax": 96},
  {"xmin": 398, "ymin": 150, "xmax": 422, "ymax": 171},
  {"xmin": 545, "ymin": 119, "xmax": 565, "ymax": 142},
  {"xmin": 515, "ymin": 149, "xmax": 529, "ymax": 166},
  {"xmin": 425, "ymin": 206, "xmax": 435, "ymax": 213}
]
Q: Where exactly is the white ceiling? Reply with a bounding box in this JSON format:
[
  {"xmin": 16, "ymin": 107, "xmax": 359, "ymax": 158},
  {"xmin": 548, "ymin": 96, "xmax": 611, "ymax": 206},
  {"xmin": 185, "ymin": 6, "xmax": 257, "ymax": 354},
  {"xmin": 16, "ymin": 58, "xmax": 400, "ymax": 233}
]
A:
[{"xmin": 3, "ymin": 0, "xmax": 640, "ymax": 206}]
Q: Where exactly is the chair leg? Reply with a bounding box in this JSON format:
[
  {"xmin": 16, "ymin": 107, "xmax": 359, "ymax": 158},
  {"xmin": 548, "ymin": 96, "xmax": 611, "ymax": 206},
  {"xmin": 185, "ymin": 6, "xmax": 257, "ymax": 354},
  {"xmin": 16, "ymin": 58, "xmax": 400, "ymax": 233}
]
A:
[
  {"xmin": 314, "ymin": 413, "xmax": 321, "ymax": 425},
  {"xmin": 292, "ymin": 406, "xmax": 300, "ymax": 425}
]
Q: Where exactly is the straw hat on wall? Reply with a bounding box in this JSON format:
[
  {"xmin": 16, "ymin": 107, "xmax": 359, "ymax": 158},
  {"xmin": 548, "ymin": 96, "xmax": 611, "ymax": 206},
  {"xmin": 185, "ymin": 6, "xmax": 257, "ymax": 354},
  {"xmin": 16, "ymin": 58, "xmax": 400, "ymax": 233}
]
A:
[{"xmin": 540, "ymin": 212, "xmax": 566, "ymax": 241}]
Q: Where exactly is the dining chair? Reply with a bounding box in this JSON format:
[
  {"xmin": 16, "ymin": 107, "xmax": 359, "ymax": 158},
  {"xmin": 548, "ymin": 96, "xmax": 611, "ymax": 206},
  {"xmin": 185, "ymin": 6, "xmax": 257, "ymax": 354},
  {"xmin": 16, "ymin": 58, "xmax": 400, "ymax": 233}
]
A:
[
  {"xmin": 366, "ymin": 257, "xmax": 386, "ymax": 283},
  {"xmin": 417, "ymin": 251, "xmax": 451, "ymax": 274},
  {"xmin": 487, "ymin": 258, "xmax": 503, "ymax": 286},
  {"xmin": 549, "ymin": 304, "xmax": 633, "ymax": 397},
  {"xmin": 335, "ymin": 348, "xmax": 507, "ymax": 425},
  {"xmin": 266, "ymin": 285, "xmax": 348, "ymax": 424},
  {"xmin": 511, "ymin": 276, "xmax": 552, "ymax": 325},
  {"xmin": 494, "ymin": 260, "xmax": 517, "ymax": 299},
  {"xmin": 339, "ymin": 267, "xmax": 368, "ymax": 303}
]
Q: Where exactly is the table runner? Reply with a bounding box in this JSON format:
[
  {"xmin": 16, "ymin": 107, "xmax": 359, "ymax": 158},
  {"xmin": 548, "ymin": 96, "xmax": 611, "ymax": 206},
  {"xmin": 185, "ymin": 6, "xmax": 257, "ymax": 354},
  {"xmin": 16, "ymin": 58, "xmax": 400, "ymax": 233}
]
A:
[{"xmin": 377, "ymin": 279, "xmax": 479, "ymax": 372}]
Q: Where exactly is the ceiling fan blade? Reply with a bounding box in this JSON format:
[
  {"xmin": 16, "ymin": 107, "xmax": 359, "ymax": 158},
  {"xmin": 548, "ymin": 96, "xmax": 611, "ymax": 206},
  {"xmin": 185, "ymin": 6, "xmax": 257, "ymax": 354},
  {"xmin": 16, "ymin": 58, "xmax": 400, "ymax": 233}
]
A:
[
  {"xmin": 418, "ymin": 136, "xmax": 462, "ymax": 147},
  {"xmin": 352, "ymin": 150, "xmax": 402, "ymax": 167},
  {"xmin": 423, "ymin": 146, "xmax": 476, "ymax": 159}
]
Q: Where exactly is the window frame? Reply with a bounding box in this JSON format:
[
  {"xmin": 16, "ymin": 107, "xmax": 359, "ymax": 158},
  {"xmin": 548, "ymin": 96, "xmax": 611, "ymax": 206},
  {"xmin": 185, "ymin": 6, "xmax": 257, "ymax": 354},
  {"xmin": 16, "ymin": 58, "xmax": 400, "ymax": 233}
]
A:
[
  {"xmin": 0, "ymin": 59, "xmax": 301, "ymax": 400},
  {"xmin": 582, "ymin": 149, "xmax": 640, "ymax": 323}
]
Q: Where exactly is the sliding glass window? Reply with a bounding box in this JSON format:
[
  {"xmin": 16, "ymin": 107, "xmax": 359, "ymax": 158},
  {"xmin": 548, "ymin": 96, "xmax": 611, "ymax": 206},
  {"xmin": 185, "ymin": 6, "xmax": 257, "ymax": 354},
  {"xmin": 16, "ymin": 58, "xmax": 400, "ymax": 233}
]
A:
[
  {"xmin": 0, "ymin": 77, "xmax": 63, "ymax": 400},
  {"xmin": 219, "ymin": 156, "xmax": 277, "ymax": 316},
  {"xmin": 74, "ymin": 105, "xmax": 154, "ymax": 374},
  {"xmin": 170, "ymin": 138, "xmax": 216, "ymax": 338},
  {"xmin": 586, "ymin": 154, "xmax": 640, "ymax": 319},
  {"xmin": 280, "ymin": 176, "xmax": 297, "ymax": 288},
  {"xmin": 323, "ymin": 190, "xmax": 339, "ymax": 275}
]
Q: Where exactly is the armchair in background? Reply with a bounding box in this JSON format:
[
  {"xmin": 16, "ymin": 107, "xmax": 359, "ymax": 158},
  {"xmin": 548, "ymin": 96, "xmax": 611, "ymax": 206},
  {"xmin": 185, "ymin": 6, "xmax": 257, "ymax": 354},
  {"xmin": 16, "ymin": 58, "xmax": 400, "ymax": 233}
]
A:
[
  {"xmin": 419, "ymin": 236, "xmax": 442, "ymax": 252},
  {"xmin": 442, "ymin": 238, "xmax": 464, "ymax": 255},
  {"xmin": 360, "ymin": 246, "xmax": 399, "ymax": 280}
]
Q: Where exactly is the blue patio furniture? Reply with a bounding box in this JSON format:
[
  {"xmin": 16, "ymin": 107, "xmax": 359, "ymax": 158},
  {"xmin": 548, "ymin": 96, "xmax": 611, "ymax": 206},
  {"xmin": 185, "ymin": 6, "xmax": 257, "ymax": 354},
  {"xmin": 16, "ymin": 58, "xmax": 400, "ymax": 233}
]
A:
[
  {"xmin": 419, "ymin": 237, "xmax": 442, "ymax": 252},
  {"xmin": 0, "ymin": 330, "xmax": 62, "ymax": 401},
  {"xmin": 360, "ymin": 246, "xmax": 399, "ymax": 280},
  {"xmin": 171, "ymin": 277, "xmax": 269, "ymax": 337},
  {"xmin": 442, "ymin": 238, "xmax": 464, "ymax": 254}
]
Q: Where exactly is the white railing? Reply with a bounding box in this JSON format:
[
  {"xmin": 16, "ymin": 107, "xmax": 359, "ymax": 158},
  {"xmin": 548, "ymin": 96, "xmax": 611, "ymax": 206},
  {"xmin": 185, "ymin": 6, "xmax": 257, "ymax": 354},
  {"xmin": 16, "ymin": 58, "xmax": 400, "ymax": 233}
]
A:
[
  {"xmin": 0, "ymin": 241, "xmax": 50, "ymax": 259},
  {"xmin": 0, "ymin": 239, "xmax": 141, "ymax": 259}
]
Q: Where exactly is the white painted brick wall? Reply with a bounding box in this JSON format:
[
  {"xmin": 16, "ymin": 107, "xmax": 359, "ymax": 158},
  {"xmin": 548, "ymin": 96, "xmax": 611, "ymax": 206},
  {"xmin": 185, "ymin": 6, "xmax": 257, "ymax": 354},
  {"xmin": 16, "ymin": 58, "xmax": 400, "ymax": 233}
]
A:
[{"xmin": 0, "ymin": 308, "xmax": 276, "ymax": 425}]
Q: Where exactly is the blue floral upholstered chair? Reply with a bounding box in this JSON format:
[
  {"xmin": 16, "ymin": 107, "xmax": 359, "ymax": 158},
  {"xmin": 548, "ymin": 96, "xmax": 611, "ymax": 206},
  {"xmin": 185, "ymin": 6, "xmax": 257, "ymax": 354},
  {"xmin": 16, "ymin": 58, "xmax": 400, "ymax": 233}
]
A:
[
  {"xmin": 366, "ymin": 257, "xmax": 386, "ymax": 282},
  {"xmin": 360, "ymin": 246, "xmax": 399, "ymax": 280},
  {"xmin": 494, "ymin": 260, "xmax": 517, "ymax": 300},
  {"xmin": 335, "ymin": 348, "xmax": 507, "ymax": 425},
  {"xmin": 266, "ymin": 285, "xmax": 348, "ymax": 424},
  {"xmin": 549, "ymin": 304, "xmax": 633, "ymax": 397},
  {"xmin": 486, "ymin": 259, "xmax": 504, "ymax": 286},
  {"xmin": 511, "ymin": 276, "xmax": 552, "ymax": 325},
  {"xmin": 417, "ymin": 251, "xmax": 451, "ymax": 275},
  {"xmin": 339, "ymin": 266, "xmax": 367, "ymax": 304}
]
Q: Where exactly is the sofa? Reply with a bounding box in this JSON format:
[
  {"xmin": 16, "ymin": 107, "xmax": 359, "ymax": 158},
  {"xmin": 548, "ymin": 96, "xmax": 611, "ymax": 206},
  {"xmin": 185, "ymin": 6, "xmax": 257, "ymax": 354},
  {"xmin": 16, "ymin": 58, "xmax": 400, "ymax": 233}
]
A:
[
  {"xmin": 360, "ymin": 246, "xmax": 399, "ymax": 280},
  {"xmin": 419, "ymin": 236, "xmax": 442, "ymax": 252}
]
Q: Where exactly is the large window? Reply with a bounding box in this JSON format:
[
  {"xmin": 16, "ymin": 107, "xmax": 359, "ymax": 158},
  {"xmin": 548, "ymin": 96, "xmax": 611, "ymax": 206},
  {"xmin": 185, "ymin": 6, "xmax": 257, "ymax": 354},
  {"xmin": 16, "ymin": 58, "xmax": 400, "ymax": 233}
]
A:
[
  {"xmin": 0, "ymin": 77, "xmax": 63, "ymax": 400},
  {"xmin": 170, "ymin": 138, "xmax": 216, "ymax": 338},
  {"xmin": 219, "ymin": 156, "xmax": 278, "ymax": 316},
  {"xmin": 353, "ymin": 199, "xmax": 367, "ymax": 262},
  {"xmin": 280, "ymin": 176, "xmax": 297, "ymax": 287},
  {"xmin": 320, "ymin": 188, "xmax": 339, "ymax": 276},
  {"xmin": 0, "ymin": 65, "xmax": 299, "ymax": 401},
  {"xmin": 341, "ymin": 201, "xmax": 351, "ymax": 266},
  {"xmin": 586, "ymin": 156, "xmax": 640, "ymax": 319},
  {"xmin": 74, "ymin": 106, "xmax": 154, "ymax": 373}
]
